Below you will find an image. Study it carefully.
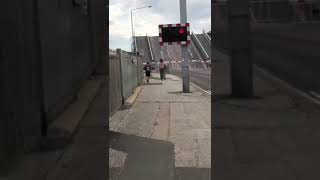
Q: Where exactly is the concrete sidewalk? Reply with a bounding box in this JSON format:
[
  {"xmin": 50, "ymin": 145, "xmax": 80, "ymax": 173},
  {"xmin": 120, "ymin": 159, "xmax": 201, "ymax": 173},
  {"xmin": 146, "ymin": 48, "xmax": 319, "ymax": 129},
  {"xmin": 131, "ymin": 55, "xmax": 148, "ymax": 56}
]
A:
[
  {"xmin": 9, "ymin": 77, "xmax": 108, "ymax": 180},
  {"xmin": 213, "ymin": 50, "xmax": 320, "ymax": 180},
  {"xmin": 109, "ymin": 73, "xmax": 211, "ymax": 180}
]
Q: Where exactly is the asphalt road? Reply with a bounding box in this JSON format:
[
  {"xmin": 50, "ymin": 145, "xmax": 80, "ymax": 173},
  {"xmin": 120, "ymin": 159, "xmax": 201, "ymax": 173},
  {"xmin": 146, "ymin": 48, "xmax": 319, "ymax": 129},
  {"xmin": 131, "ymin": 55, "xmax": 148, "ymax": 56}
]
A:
[
  {"xmin": 171, "ymin": 68, "xmax": 211, "ymax": 92},
  {"xmin": 171, "ymin": 34, "xmax": 320, "ymax": 98},
  {"xmin": 215, "ymin": 23, "xmax": 320, "ymax": 99},
  {"xmin": 253, "ymin": 29, "xmax": 320, "ymax": 98}
]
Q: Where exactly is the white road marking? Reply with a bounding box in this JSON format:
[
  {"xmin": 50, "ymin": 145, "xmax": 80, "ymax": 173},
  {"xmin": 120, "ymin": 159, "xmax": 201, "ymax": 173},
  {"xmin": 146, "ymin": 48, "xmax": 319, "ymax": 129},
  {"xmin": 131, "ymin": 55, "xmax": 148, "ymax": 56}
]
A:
[
  {"xmin": 189, "ymin": 82, "xmax": 211, "ymax": 96},
  {"xmin": 167, "ymin": 48, "xmax": 172, "ymax": 59},
  {"xmin": 204, "ymin": 90, "xmax": 211, "ymax": 95},
  {"xmin": 255, "ymin": 66, "xmax": 320, "ymax": 106},
  {"xmin": 188, "ymin": 48, "xmax": 193, "ymax": 58},
  {"xmin": 160, "ymin": 50, "xmax": 164, "ymax": 59},
  {"xmin": 309, "ymin": 91, "xmax": 320, "ymax": 100}
]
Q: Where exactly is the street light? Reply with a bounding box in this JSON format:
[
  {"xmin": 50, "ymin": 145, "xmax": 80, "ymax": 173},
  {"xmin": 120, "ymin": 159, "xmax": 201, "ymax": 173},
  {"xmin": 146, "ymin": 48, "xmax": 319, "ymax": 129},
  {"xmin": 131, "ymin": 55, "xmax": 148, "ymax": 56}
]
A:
[{"xmin": 131, "ymin": 5, "xmax": 152, "ymax": 54}]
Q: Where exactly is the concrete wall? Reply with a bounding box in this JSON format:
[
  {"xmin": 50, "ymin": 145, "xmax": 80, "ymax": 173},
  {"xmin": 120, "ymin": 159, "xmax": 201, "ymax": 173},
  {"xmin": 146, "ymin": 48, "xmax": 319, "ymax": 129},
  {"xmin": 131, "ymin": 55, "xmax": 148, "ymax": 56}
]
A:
[
  {"xmin": 37, "ymin": 0, "xmax": 93, "ymax": 124},
  {"xmin": 0, "ymin": 0, "xmax": 107, "ymax": 176},
  {"xmin": 37, "ymin": 0, "xmax": 107, "ymax": 126},
  {"xmin": 88, "ymin": 0, "xmax": 107, "ymax": 69},
  {"xmin": 0, "ymin": 0, "xmax": 43, "ymax": 176}
]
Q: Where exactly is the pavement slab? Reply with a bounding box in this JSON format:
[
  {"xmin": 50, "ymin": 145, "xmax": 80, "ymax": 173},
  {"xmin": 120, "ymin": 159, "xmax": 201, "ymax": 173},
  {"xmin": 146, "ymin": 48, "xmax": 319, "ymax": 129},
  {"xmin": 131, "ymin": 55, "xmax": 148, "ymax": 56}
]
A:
[
  {"xmin": 45, "ymin": 81, "xmax": 108, "ymax": 180},
  {"xmin": 175, "ymin": 167, "xmax": 211, "ymax": 180},
  {"xmin": 151, "ymin": 102, "xmax": 170, "ymax": 141},
  {"xmin": 109, "ymin": 73, "xmax": 211, "ymax": 179},
  {"xmin": 213, "ymin": 48, "xmax": 320, "ymax": 179},
  {"xmin": 8, "ymin": 78, "xmax": 106, "ymax": 180},
  {"xmin": 109, "ymin": 132, "xmax": 175, "ymax": 180}
]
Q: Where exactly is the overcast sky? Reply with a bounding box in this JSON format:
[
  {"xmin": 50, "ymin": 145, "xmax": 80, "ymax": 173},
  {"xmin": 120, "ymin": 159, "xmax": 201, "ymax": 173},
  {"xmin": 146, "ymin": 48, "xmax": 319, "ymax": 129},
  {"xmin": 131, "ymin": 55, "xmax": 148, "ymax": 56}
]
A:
[{"xmin": 109, "ymin": 0, "xmax": 211, "ymax": 51}]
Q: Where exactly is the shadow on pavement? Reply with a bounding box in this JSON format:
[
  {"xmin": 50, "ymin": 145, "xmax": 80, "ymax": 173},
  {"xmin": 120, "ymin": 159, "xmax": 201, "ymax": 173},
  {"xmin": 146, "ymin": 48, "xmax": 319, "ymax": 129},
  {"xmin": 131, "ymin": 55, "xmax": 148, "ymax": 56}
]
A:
[
  {"xmin": 109, "ymin": 131, "xmax": 211, "ymax": 180},
  {"xmin": 213, "ymin": 94, "xmax": 264, "ymax": 102},
  {"xmin": 175, "ymin": 167, "xmax": 211, "ymax": 180},
  {"xmin": 164, "ymin": 77, "xmax": 173, "ymax": 80},
  {"xmin": 109, "ymin": 131, "xmax": 175, "ymax": 180},
  {"xmin": 143, "ymin": 83, "xmax": 163, "ymax": 85},
  {"xmin": 150, "ymin": 76, "xmax": 161, "ymax": 80},
  {"xmin": 167, "ymin": 91, "xmax": 183, "ymax": 94}
]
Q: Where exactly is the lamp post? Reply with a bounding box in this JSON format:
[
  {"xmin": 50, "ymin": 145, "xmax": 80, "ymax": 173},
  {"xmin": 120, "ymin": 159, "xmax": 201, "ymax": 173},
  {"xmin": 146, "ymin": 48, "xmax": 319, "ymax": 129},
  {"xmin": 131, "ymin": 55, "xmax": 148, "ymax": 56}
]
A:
[{"xmin": 131, "ymin": 5, "xmax": 152, "ymax": 54}]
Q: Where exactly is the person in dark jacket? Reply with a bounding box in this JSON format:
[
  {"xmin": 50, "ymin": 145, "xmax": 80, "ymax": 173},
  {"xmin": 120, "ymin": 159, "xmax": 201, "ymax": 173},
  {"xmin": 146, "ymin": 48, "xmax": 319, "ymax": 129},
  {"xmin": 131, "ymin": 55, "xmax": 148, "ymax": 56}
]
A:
[{"xmin": 144, "ymin": 62, "xmax": 151, "ymax": 83}]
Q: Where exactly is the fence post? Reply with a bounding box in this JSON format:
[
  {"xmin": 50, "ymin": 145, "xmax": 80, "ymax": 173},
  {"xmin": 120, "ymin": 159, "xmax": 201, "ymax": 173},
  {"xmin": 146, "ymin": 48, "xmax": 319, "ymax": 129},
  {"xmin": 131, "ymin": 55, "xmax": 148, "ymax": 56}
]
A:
[
  {"xmin": 116, "ymin": 49, "xmax": 124, "ymax": 105},
  {"xmin": 309, "ymin": 3, "xmax": 313, "ymax": 21},
  {"xmin": 138, "ymin": 58, "xmax": 142, "ymax": 85},
  {"xmin": 267, "ymin": 1, "xmax": 271, "ymax": 22},
  {"xmin": 136, "ymin": 56, "xmax": 138, "ymax": 86},
  {"xmin": 228, "ymin": 0, "xmax": 253, "ymax": 97}
]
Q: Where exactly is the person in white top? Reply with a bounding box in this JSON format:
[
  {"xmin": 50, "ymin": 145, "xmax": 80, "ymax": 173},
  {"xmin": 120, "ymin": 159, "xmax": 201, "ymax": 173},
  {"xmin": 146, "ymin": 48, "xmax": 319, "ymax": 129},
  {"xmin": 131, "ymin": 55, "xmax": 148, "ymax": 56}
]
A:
[{"xmin": 159, "ymin": 59, "xmax": 166, "ymax": 81}]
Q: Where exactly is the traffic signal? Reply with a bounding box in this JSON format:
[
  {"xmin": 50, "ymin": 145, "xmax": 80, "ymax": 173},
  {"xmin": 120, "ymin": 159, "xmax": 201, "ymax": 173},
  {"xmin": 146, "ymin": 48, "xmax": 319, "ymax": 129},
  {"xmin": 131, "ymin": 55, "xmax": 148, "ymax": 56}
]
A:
[
  {"xmin": 159, "ymin": 23, "xmax": 190, "ymax": 46},
  {"xmin": 178, "ymin": 28, "xmax": 185, "ymax": 34},
  {"xmin": 162, "ymin": 26, "xmax": 187, "ymax": 42}
]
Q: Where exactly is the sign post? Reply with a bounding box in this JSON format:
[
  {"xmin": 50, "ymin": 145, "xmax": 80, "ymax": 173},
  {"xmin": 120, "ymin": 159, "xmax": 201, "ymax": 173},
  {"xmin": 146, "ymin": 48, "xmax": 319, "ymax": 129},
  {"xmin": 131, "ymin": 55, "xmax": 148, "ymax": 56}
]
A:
[
  {"xmin": 158, "ymin": 0, "xmax": 190, "ymax": 92},
  {"xmin": 180, "ymin": 0, "xmax": 190, "ymax": 93},
  {"xmin": 228, "ymin": 0, "xmax": 253, "ymax": 97}
]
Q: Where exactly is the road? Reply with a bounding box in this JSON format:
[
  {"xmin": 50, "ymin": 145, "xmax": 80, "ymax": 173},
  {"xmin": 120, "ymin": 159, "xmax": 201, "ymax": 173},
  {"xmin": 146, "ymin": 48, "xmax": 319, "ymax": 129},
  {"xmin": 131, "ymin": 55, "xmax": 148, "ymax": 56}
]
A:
[
  {"xmin": 171, "ymin": 33, "xmax": 320, "ymax": 98},
  {"xmin": 171, "ymin": 68, "xmax": 211, "ymax": 93},
  {"xmin": 252, "ymin": 24, "xmax": 320, "ymax": 99},
  {"xmin": 215, "ymin": 23, "xmax": 320, "ymax": 99}
]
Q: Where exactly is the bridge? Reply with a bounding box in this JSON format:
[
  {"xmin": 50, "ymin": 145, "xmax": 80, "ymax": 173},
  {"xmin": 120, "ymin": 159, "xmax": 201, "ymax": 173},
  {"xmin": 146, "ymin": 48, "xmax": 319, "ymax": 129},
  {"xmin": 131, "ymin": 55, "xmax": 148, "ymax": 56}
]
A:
[{"xmin": 135, "ymin": 32, "xmax": 211, "ymax": 68}]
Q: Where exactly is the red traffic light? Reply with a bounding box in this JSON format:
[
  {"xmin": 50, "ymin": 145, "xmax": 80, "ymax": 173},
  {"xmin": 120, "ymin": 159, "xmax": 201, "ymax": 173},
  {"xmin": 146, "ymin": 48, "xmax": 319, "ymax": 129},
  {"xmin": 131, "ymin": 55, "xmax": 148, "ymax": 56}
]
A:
[
  {"xmin": 159, "ymin": 23, "xmax": 189, "ymax": 44},
  {"xmin": 178, "ymin": 28, "xmax": 185, "ymax": 34}
]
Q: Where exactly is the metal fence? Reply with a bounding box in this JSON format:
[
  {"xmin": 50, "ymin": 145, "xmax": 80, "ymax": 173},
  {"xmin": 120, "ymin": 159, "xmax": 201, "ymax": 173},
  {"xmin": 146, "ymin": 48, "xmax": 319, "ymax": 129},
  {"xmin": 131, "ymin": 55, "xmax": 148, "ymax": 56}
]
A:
[
  {"xmin": 109, "ymin": 55, "xmax": 122, "ymax": 115},
  {"xmin": 37, "ymin": 0, "xmax": 108, "ymax": 124},
  {"xmin": 213, "ymin": 0, "xmax": 320, "ymax": 51},
  {"xmin": 251, "ymin": 0, "xmax": 320, "ymax": 23},
  {"xmin": 109, "ymin": 49, "xmax": 143, "ymax": 116},
  {"xmin": 213, "ymin": 0, "xmax": 320, "ymax": 24},
  {"xmin": 120, "ymin": 51, "xmax": 139, "ymax": 100}
]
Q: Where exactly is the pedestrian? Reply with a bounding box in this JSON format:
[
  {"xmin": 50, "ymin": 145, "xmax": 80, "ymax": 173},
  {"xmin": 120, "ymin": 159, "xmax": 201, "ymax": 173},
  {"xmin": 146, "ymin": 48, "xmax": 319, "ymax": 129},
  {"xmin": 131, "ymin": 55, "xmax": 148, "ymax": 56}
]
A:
[
  {"xmin": 159, "ymin": 59, "xmax": 166, "ymax": 81},
  {"xmin": 144, "ymin": 62, "xmax": 151, "ymax": 83}
]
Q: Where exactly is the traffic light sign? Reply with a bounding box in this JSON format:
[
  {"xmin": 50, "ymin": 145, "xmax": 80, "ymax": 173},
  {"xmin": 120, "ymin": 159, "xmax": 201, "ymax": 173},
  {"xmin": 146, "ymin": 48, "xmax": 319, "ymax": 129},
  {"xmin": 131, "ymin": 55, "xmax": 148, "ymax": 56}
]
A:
[{"xmin": 159, "ymin": 23, "xmax": 190, "ymax": 46}]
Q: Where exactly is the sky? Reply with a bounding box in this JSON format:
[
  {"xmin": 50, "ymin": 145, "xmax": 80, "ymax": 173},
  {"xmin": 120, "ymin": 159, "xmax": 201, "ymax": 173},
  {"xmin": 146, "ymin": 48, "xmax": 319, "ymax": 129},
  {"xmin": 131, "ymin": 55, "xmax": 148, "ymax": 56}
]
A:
[{"xmin": 109, "ymin": 0, "xmax": 211, "ymax": 51}]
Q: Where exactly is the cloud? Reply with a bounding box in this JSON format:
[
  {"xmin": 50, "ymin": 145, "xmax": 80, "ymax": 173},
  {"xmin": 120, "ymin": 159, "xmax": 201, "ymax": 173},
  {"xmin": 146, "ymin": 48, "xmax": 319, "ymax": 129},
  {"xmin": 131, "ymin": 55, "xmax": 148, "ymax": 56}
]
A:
[
  {"xmin": 109, "ymin": 35, "xmax": 131, "ymax": 52},
  {"xmin": 109, "ymin": 0, "xmax": 211, "ymax": 50}
]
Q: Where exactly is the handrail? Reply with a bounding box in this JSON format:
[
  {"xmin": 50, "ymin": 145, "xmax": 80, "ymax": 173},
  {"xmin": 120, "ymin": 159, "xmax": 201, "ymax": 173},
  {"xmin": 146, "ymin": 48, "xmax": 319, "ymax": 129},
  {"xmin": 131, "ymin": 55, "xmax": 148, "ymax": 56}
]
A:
[
  {"xmin": 203, "ymin": 30, "xmax": 211, "ymax": 46},
  {"xmin": 187, "ymin": 48, "xmax": 194, "ymax": 58},
  {"xmin": 146, "ymin": 35, "xmax": 154, "ymax": 61},
  {"xmin": 193, "ymin": 33, "xmax": 209, "ymax": 59},
  {"xmin": 190, "ymin": 37, "xmax": 204, "ymax": 61}
]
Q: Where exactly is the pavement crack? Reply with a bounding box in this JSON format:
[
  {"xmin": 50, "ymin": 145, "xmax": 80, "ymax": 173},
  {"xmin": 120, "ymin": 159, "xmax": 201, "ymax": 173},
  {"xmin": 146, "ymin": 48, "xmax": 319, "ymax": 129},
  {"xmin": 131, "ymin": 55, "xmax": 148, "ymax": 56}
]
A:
[
  {"xmin": 168, "ymin": 103, "xmax": 171, "ymax": 140},
  {"xmin": 219, "ymin": 102, "xmax": 261, "ymax": 111},
  {"xmin": 114, "ymin": 109, "xmax": 131, "ymax": 132},
  {"xmin": 194, "ymin": 138, "xmax": 200, "ymax": 166},
  {"xmin": 149, "ymin": 103, "xmax": 161, "ymax": 138}
]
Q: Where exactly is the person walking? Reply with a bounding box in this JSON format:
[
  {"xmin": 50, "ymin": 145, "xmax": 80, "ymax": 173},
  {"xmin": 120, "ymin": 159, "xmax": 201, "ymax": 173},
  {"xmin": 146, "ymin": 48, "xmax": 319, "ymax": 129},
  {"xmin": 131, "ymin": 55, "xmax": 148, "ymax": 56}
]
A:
[
  {"xmin": 159, "ymin": 59, "xmax": 166, "ymax": 81},
  {"xmin": 144, "ymin": 62, "xmax": 151, "ymax": 83}
]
